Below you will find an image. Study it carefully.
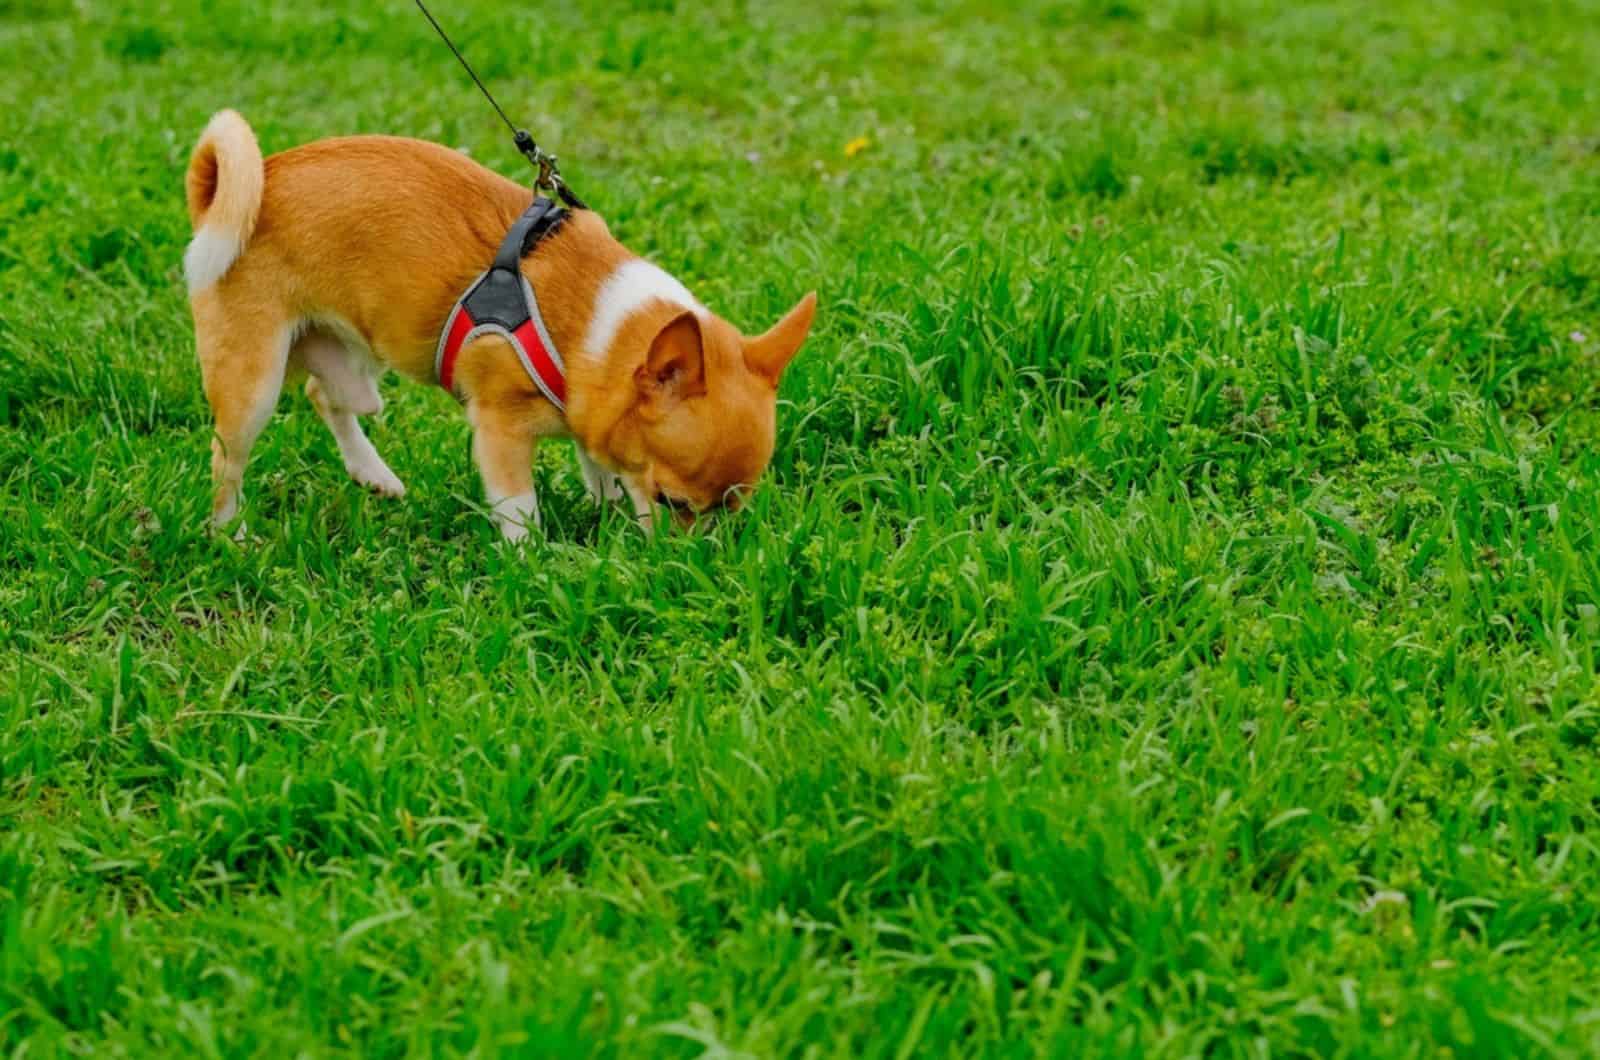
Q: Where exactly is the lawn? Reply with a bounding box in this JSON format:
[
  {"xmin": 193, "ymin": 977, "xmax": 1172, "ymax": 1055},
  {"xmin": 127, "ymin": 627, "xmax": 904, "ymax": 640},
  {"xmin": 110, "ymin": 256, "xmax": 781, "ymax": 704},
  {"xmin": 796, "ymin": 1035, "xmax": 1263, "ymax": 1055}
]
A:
[{"xmin": 4, "ymin": 0, "xmax": 1600, "ymax": 1054}]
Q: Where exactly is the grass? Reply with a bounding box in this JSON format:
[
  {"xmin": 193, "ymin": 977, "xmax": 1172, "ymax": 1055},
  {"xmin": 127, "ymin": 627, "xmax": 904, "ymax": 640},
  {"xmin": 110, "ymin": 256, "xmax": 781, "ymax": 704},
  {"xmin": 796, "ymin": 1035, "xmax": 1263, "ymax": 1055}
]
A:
[{"xmin": 3, "ymin": 0, "xmax": 1600, "ymax": 1054}]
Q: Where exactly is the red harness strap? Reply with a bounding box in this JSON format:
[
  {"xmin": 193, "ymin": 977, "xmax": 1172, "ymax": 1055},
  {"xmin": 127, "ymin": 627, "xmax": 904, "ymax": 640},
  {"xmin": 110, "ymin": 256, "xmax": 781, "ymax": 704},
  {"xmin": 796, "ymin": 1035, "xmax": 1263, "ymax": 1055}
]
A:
[
  {"xmin": 434, "ymin": 197, "xmax": 569, "ymax": 409},
  {"xmin": 434, "ymin": 285, "xmax": 567, "ymax": 407}
]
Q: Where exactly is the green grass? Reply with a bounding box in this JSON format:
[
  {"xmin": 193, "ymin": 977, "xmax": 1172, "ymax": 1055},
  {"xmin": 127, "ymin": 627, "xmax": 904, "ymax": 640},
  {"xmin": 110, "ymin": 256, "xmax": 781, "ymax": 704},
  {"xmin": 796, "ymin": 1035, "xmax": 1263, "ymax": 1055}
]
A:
[{"xmin": 4, "ymin": 0, "xmax": 1600, "ymax": 1054}]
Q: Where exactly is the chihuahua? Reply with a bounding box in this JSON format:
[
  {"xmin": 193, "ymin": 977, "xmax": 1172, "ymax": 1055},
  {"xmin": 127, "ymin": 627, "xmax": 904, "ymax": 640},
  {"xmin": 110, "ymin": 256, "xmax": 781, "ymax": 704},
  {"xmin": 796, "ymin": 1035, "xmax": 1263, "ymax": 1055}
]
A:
[{"xmin": 183, "ymin": 109, "xmax": 815, "ymax": 538}]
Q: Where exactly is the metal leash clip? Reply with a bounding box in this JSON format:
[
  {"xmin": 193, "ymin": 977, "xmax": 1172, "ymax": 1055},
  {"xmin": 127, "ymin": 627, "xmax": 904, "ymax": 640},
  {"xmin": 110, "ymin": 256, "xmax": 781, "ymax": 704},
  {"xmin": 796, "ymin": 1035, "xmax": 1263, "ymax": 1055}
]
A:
[
  {"xmin": 514, "ymin": 130, "xmax": 585, "ymax": 209},
  {"xmin": 513, "ymin": 131, "xmax": 557, "ymax": 189}
]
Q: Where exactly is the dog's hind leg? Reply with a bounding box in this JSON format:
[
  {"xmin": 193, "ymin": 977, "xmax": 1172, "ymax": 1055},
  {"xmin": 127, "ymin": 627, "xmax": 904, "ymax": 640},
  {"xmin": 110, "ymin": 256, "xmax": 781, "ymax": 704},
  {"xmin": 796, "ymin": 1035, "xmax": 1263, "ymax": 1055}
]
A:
[
  {"xmin": 297, "ymin": 329, "xmax": 405, "ymax": 498},
  {"xmin": 194, "ymin": 292, "xmax": 291, "ymax": 528}
]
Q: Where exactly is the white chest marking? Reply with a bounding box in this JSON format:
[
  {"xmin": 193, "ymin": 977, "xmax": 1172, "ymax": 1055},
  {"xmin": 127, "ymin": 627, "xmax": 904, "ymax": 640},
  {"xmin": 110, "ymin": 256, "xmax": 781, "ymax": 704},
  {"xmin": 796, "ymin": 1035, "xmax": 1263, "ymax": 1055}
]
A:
[{"xmin": 584, "ymin": 259, "xmax": 704, "ymax": 360}]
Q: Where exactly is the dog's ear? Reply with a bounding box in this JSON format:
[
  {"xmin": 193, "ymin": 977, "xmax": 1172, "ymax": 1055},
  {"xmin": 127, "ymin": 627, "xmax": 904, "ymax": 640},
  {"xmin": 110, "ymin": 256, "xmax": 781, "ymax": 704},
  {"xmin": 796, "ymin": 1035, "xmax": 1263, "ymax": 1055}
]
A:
[
  {"xmin": 635, "ymin": 310, "xmax": 706, "ymax": 418},
  {"xmin": 744, "ymin": 291, "xmax": 816, "ymax": 387}
]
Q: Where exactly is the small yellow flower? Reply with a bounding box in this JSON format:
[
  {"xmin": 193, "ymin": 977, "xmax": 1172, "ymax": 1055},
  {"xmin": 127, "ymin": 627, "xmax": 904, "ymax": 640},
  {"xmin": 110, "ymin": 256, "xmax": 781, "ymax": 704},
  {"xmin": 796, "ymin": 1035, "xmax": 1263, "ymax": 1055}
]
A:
[{"xmin": 844, "ymin": 135, "xmax": 871, "ymax": 158}]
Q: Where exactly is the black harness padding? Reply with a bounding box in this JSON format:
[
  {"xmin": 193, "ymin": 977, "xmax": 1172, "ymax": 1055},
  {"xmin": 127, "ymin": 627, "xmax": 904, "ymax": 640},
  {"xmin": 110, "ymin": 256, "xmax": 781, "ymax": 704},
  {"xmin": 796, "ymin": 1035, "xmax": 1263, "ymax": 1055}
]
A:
[
  {"xmin": 463, "ymin": 196, "xmax": 568, "ymax": 329},
  {"xmin": 435, "ymin": 196, "xmax": 573, "ymax": 406}
]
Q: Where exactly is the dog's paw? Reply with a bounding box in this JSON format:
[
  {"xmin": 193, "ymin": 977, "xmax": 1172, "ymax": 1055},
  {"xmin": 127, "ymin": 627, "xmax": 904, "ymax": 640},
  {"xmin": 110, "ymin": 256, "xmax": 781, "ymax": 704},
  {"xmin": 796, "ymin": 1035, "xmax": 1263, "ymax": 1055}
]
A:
[
  {"xmin": 207, "ymin": 516, "xmax": 249, "ymax": 542},
  {"xmin": 347, "ymin": 458, "xmax": 406, "ymax": 498},
  {"xmin": 490, "ymin": 492, "xmax": 540, "ymax": 543},
  {"xmin": 585, "ymin": 472, "xmax": 626, "ymax": 504},
  {"xmin": 577, "ymin": 449, "xmax": 626, "ymax": 504}
]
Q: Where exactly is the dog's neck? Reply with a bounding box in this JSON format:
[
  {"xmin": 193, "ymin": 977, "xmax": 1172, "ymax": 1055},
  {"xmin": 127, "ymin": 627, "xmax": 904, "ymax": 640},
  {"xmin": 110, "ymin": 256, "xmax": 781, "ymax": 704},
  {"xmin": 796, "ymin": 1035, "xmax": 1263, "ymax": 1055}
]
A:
[{"xmin": 519, "ymin": 209, "xmax": 703, "ymax": 453}]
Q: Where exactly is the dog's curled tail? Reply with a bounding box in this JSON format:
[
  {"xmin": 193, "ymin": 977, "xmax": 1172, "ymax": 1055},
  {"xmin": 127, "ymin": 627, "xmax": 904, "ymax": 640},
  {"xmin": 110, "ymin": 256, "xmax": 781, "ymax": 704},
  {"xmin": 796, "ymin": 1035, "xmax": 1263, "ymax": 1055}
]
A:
[{"xmin": 183, "ymin": 109, "xmax": 263, "ymax": 293}]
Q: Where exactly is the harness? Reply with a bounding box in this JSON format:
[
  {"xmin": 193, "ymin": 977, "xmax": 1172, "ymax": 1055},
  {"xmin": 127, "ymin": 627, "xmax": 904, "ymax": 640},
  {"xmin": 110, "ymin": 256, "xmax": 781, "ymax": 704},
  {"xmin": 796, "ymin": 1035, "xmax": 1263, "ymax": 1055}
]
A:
[{"xmin": 434, "ymin": 195, "xmax": 570, "ymax": 409}]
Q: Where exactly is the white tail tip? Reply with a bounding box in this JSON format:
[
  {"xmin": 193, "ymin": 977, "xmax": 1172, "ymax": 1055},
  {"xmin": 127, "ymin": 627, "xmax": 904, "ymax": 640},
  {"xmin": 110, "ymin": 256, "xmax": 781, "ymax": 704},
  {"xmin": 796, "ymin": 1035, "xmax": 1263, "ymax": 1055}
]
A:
[{"xmin": 183, "ymin": 226, "xmax": 242, "ymax": 292}]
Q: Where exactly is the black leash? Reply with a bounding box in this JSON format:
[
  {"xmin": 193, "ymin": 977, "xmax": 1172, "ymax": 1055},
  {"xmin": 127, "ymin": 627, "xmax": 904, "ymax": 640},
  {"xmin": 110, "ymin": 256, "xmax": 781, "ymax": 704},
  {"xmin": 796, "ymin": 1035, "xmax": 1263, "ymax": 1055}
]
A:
[{"xmin": 412, "ymin": 0, "xmax": 586, "ymax": 209}]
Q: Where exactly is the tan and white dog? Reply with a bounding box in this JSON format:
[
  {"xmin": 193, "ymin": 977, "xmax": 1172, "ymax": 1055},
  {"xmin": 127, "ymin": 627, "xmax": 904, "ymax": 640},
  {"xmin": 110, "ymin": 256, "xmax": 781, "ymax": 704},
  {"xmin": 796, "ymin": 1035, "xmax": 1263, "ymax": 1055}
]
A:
[{"xmin": 183, "ymin": 110, "xmax": 815, "ymax": 538}]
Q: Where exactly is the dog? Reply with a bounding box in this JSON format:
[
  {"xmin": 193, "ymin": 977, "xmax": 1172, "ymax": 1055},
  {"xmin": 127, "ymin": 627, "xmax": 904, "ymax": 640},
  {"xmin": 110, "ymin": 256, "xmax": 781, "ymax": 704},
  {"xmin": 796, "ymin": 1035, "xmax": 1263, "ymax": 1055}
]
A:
[{"xmin": 182, "ymin": 109, "xmax": 816, "ymax": 539}]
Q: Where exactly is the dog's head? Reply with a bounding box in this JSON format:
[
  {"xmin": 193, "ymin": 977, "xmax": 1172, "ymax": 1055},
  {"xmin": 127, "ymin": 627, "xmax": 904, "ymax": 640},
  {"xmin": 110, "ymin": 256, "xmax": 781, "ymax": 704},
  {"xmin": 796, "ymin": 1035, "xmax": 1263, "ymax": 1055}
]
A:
[{"xmin": 585, "ymin": 292, "xmax": 816, "ymax": 524}]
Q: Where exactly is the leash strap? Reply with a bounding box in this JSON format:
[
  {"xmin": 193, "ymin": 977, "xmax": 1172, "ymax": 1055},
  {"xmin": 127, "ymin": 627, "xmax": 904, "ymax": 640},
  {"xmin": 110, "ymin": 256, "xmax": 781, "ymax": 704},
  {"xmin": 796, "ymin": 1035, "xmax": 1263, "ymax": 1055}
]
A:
[
  {"xmin": 413, "ymin": 0, "xmax": 585, "ymax": 206},
  {"xmin": 435, "ymin": 197, "xmax": 569, "ymax": 408}
]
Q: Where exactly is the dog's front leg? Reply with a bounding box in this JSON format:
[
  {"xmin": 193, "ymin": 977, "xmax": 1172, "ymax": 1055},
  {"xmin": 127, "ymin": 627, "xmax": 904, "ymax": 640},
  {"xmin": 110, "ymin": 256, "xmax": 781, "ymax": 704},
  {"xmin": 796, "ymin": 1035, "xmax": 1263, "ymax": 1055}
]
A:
[
  {"xmin": 575, "ymin": 446, "xmax": 626, "ymax": 506},
  {"xmin": 467, "ymin": 394, "xmax": 540, "ymax": 542},
  {"xmin": 619, "ymin": 476, "xmax": 656, "ymax": 533}
]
